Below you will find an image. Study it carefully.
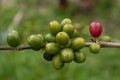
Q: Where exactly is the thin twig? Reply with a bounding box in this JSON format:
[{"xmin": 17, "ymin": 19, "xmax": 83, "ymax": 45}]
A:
[
  {"xmin": 0, "ymin": 45, "xmax": 31, "ymax": 50},
  {"xmin": 85, "ymin": 42, "xmax": 120, "ymax": 48},
  {"xmin": 0, "ymin": 42, "xmax": 120, "ymax": 51}
]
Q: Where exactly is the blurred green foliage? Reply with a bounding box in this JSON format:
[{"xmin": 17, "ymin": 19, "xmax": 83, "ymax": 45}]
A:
[{"xmin": 0, "ymin": 0, "xmax": 120, "ymax": 80}]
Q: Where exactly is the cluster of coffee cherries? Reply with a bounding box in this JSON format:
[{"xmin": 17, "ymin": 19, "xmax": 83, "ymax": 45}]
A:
[
  {"xmin": 7, "ymin": 18, "xmax": 86, "ymax": 70},
  {"xmin": 42, "ymin": 19, "xmax": 86, "ymax": 70},
  {"xmin": 89, "ymin": 21, "xmax": 111, "ymax": 54},
  {"xmin": 6, "ymin": 18, "xmax": 111, "ymax": 70}
]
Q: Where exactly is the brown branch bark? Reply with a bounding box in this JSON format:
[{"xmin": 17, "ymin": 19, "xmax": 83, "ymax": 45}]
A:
[
  {"xmin": 0, "ymin": 45, "xmax": 31, "ymax": 50},
  {"xmin": 0, "ymin": 42, "xmax": 120, "ymax": 51},
  {"xmin": 85, "ymin": 42, "xmax": 120, "ymax": 48}
]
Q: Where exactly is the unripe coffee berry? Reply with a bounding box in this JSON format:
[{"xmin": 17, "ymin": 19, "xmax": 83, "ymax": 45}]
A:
[
  {"xmin": 56, "ymin": 32, "xmax": 70, "ymax": 45},
  {"xmin": 74, "ymin": 50, "xmax": 86, "ymax": 63},
  {"xmin": 63, "ymin": 24, "xmax": 74, "ymax": 36},
  {"xmin": 7, "ymin": 30, "xmax": 20, "ymax": 48},
  {"xmin": 89, "ymin": 43, "xmax": 101, "ymax": 54},
  {"xmin": 27, "ymin": 34, "xmax": 44, "ymax": 50},
  {"xmin": 71, "ymin": 29, "xmax": 79, "ymax": 38},
  {"xmin": 49, "ymin": 20, "xmax": 61, "ymax": 35},
  {"xmin": 37, "ymin": 34, "xmax": 44, "ymax": 41},
  {"xmin": 61, "ymin": 18, "xmax": 72, "ymax": 26},
  {"xmin": 45, "ymin": 33, "xmax": 56, "ymax": 42},
  {"xmin": 52, "ymin": 54, "xmax": 64, "ymax": 70},
  {"xmin": 99, "ymin": 35, "xmax": 111, "ymax": 42},
  {"xmin": 70, "ymin": 37, "xmax": 85, "ymax": 50},
  {"xmin": 60, "ymin": 48, "xmax": 74, "ymax": 63},
  {"xmin": 45, "ymin": 42, "xmax": 60, "ymax": 55},
  {"xmin": 89, "ymin": 21, "xmax": 103, "ymax": 38}
]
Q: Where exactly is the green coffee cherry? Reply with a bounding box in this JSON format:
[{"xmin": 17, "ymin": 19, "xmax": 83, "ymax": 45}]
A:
[
  {"xmin": 61, "ymin": 18, "xmax": 72, "ymax": 26},
  {"xmin": 27, "ymin": 34, "xmax": 44, "ymax": 50},
  {"xmin": 70, "ymin": 37, "xmax": 85, "ymax": 50},
  {"xmin": 60, "ymin": 48, "xmax": 74, "ymax": 63},
  {"xmin": 99, "ymin": 35, "xmax": 111, "ymax": 42},
  {"xmin": 56, "ymin": 32, "xmax": 70, "ymax": 45},
  {"xmin": 7, "ymin": 30, "xmax": 20, "ymax": 48},
  {"xmin": 52, "ymin": 54, "xmax": 64, "ymax": 70},
  {"xmin": 45, "ymin": 33, "xmax": 56, "ymax": 42},
  {"xmin": 37, "ymin": 34, "xmax": 44, "ymax": 41},
  {"xmin": 71, "ymin": 29, "xmax": 79, "ymax": 38},
  {"xmin": 89, "ymin": 43, "xmax": 101, "ymax": 54},
  {"xmin": 45, "ymin": 42, "xmax": 60, "ymax": 55},
  {"xmin": 63, "ymin": 24, "xmax": 74, "ymax": 36},
  {"xmin": 49, "ymin": 20, "xmax": 61, "ymax": 35},
  {"xmin": 74, "ymin": 50, "xmax": 86, "ymax": 63}
]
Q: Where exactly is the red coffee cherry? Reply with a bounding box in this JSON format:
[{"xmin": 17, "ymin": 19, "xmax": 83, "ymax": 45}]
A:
[{"xmin": 89, "ymin": 21, "xmax": 103, "ymax": 38}]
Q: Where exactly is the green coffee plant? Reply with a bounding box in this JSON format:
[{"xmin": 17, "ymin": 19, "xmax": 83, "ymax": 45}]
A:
[{"xmin": 0, "ymin": 18, "xmax": 120, "ymax": 70}]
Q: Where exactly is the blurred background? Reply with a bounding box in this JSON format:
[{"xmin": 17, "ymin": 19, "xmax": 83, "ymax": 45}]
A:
[{"xmin": 0, "ymin": 0, "xmax": 120, "ymax": 80}]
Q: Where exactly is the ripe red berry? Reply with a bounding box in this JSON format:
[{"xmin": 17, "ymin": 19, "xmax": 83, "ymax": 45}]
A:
[{"xmin": 89, "ymin": 21, "xmax": 103, "ymax": 38}]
